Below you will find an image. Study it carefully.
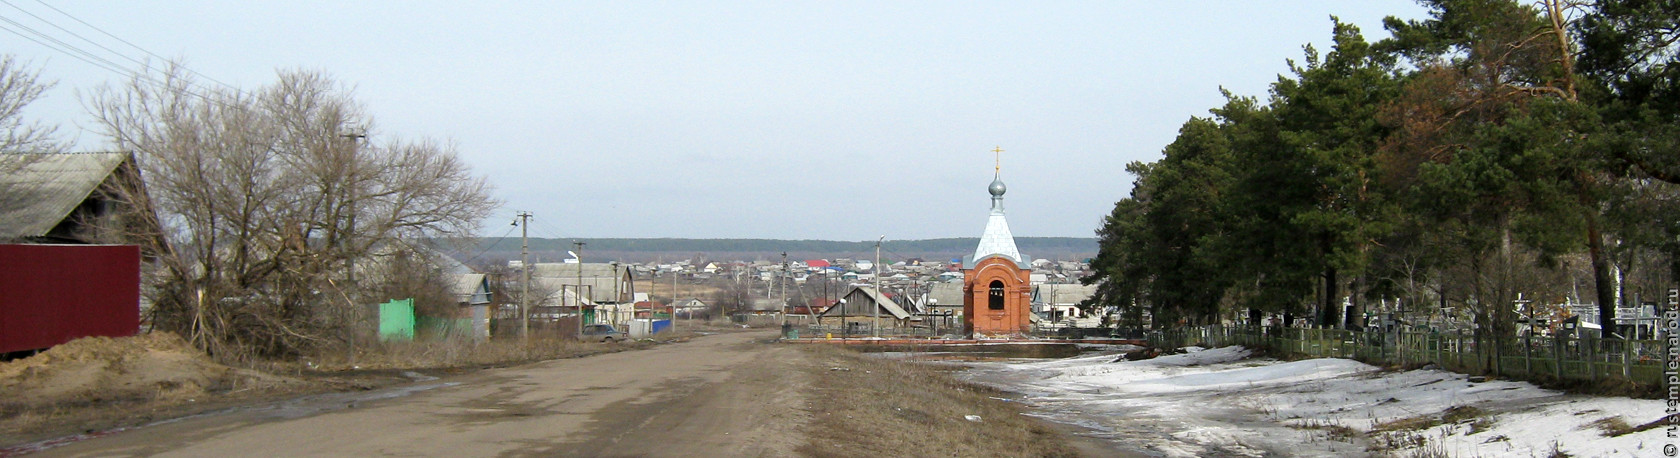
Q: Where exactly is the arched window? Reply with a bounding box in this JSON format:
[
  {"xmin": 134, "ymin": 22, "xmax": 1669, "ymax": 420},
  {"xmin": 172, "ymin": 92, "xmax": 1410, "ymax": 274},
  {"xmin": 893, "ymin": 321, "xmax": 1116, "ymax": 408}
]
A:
[{"xmin": 988, "ymin": 280, "xmax": 1005, "ymax": 310}]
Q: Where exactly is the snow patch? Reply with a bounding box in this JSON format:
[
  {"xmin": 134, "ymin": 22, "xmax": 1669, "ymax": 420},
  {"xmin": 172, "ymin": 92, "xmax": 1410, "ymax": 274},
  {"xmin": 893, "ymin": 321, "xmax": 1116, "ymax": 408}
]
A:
[{"xmin": 963, "ymin": 345, "xmax": 1672, "ymax": 457}]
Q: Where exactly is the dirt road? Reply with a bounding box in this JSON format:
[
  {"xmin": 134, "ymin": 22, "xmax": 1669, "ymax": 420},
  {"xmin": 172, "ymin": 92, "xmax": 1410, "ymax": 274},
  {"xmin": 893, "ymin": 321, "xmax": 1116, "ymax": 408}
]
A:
[{"xmin": 30, "ymin": 329, "xmax": 809, "ymax": 457}]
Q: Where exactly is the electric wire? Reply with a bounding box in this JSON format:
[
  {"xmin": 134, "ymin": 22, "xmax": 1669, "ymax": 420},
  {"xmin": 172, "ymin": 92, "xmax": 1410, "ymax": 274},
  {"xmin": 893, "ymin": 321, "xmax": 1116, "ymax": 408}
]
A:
[
  {"xmin": 0, "ymin": 2, "xmax": 245, "ymax": 108},
  {"xmin": 1, "ymin": 0, "xmax": 148, "ymax": 69},
  {"xmin": 455, "ymin": 224, "xmax": 518, "ymax": 266},
  {"xmin": 0, "ymin": 15, "xmax": 129, "ymax": 75},
  {"xmin": 18, "ymin": 0, "xmax": 243, "ymax": 94}
]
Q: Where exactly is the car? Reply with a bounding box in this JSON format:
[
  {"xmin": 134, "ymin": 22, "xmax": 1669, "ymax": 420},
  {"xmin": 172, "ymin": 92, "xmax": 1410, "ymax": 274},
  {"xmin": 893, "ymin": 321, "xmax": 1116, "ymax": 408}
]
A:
[{"xmin": 580, "ymin": 323, "xmax": 627, "ymax": 342}]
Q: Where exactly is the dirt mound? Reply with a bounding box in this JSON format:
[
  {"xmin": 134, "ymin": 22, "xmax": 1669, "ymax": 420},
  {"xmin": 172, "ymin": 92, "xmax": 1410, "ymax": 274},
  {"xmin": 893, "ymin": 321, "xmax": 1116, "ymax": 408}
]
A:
[{"xmin": 0, "ymin": 332, "xmax": 295, "ymax": 408}]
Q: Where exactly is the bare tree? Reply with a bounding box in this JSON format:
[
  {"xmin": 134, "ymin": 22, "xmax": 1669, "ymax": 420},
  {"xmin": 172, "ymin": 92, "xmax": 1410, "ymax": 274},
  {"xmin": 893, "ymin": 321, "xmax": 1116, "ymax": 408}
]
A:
[
  {"xmin": 0, "ymin": 55, "xmax": 67, "ymax": 216},
  {"xmin": 90, "ymin": 63, "xmax": 499, "ymax": 360},
  {"xmin": 0, "ymin": 55, "xmax": 63, "ymax": 154}
]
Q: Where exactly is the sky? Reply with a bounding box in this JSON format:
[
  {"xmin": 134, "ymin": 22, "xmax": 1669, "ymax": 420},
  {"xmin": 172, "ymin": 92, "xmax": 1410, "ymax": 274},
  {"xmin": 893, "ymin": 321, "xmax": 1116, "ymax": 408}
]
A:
[{"xmin": 4, "ymin": 1, "xmax": 1431, "ymax": 241}]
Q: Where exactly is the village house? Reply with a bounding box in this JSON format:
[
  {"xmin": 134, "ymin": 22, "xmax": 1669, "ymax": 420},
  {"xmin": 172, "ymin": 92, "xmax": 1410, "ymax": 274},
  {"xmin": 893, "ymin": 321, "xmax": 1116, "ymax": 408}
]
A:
[
  {"xmin": 0, "ymin": 152, "xmax": 162, "ymax": 248},
  {"xmin": 0, "ymin": 152, "xmax": 163, "ymax": 354}
]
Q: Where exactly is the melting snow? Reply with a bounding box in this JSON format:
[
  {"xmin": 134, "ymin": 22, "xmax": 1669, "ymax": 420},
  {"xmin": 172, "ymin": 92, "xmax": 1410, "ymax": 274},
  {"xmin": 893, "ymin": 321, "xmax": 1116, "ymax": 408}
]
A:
[{"xmin": 963, "ymin": 346, "xmax": 1673, "ymax": 457}]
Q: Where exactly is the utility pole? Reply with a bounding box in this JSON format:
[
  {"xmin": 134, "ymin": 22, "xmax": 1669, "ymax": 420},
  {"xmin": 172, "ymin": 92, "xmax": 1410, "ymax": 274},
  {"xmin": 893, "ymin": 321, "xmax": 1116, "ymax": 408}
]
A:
[
  {"xmin": 574, "ymin": 240, "xmax": 585, "ymax": 338},
  {"xmin": 874, "ymin": 235, "xmax": 883, "ymax": 338},
  {"xmin": 671, "ymin": 263, "xmax": 679, "ymax": 334},
  {"xmin": 780, "ymin": 252, "xmax": 789, "ymax": 327},
  {"xmin": 611, "ymin": 261, "xmax": 620, "ymax": 329},
  {"xmin": 515, "ymin": 212, "xmax": 532, "ymax": 342}
]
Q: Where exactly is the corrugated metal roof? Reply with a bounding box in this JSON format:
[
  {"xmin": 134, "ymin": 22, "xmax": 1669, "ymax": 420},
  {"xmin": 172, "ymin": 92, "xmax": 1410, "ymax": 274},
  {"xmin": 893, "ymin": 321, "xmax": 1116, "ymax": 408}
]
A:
[
  {"xmin": 531, "ymin": 262, "xmax": 620, "ymax": 279},
  {"xmin": 454, "ymin": 273, "xmax": 489, "ymax": 301},
  {"xmin": 1033, "ymin": 284, "xmax": 1097, "ymax": 306},
  {"xmin": 928, "ymin": 282, "xmax": 965, "ymax": 308},
  {"xmin": 0, "ymin": 152, "xmax": 131, "ymax": 239}
]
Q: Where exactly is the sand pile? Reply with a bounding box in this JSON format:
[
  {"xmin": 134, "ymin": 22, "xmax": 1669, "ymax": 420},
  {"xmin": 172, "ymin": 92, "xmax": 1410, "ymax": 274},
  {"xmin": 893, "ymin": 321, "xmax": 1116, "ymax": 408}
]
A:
[{"xmin": 0, "ymin": 332, "xmax": 295, "ymax": 407}]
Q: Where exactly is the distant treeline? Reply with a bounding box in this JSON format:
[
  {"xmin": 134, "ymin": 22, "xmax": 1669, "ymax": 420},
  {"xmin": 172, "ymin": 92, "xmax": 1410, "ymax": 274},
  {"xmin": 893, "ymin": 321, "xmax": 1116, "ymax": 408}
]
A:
[{"xmin": 459, "ymin": 237, "xmax": 1097, "ymax": 262}]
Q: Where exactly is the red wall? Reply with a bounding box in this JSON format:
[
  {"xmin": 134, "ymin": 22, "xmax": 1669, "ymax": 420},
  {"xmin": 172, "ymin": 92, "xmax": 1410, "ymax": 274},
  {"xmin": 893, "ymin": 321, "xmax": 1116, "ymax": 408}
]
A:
[
  {"xmin": 0, "ymin": 244, "xmax": 141, "ymax": 354},
  {"xmin": 963, "ymin": 257, "xmax": 1032, "ymax": 337}
]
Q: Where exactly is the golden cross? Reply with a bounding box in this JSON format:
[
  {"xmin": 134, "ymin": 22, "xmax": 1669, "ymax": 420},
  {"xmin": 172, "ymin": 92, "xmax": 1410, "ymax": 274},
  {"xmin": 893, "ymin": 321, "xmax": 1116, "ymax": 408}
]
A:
[{"xmin": 992, "ymin": 146, "xmax": 1003, "ymax": 173}]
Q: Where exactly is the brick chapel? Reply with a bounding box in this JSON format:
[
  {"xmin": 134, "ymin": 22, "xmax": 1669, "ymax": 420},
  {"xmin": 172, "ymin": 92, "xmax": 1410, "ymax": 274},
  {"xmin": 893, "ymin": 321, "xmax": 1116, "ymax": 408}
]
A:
[{"xmin": 962, "ymin": 165, "xmax": 1032, "ymax": 338}]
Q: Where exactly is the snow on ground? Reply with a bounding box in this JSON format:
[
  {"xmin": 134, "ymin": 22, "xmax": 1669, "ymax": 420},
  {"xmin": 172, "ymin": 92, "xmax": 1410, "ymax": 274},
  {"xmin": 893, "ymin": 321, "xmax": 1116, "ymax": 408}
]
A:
[{"xmin": 962, "ymin": 346, "xmax": 1672, "ymax": 457}]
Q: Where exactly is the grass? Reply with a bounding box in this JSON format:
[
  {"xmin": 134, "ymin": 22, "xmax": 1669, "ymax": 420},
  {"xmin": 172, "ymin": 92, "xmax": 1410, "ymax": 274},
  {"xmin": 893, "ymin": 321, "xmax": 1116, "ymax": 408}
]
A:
[
  {"xmin": 1368, "ymin": 405, "xmax": 1496, "ymax": 457},
  {"xmin": 795, "ymin": 345, "xmax": 1081, "ymax": 458},
  {"xmin": 1584, "ymin": 416, "xmax": 1635, "ymax": 437},
  {"xmin": 290, "ymin": 329, "xmax": 711, "ymax": 372},
  {"xmin": 1292, "ymin": 419, "xmax": 1362, "ymax": 442},
  {"xmin": 1373, "ymin": 405, "xmax": 1491, "ymax": 433}
]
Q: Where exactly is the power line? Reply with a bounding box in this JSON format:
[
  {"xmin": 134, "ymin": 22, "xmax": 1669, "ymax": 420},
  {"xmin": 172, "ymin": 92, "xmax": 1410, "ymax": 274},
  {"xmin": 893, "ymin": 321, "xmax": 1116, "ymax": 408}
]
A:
[
  {"xmin": 527, "ymin": 216, "xmax": 574, "ymax": 242},
  {"xmin": 17, "ymin": 0, "xmax": 242, "ymax": 94},
  {"xmin": 0, "ymin": 2, "xmax": 244, "ymax": 107},
  {"xmin": 2, "ymin": 0, "xmax": 147, "ymax": 69},
  {"xmin": 0, "ymin": 14, "xmax": 129, "ymax": 75},
  {"xmin": 455, "ymin": 224, "xmax": 519, "ymax": 265}
]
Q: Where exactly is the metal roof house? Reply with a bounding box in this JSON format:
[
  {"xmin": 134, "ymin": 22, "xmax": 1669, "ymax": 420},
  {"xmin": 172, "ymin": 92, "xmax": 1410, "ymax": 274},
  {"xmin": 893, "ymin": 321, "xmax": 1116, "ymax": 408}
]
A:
[
  {"xmin": 0, "ymin": 152, "xmax": 161, "ymax": 353},
  {"xmin": 531, "ymin": 262, "xmax": 635, "ymax": 303},
  {"xmin": 0, "ymin": 152, "xmax": 161, "ymax": 248}
]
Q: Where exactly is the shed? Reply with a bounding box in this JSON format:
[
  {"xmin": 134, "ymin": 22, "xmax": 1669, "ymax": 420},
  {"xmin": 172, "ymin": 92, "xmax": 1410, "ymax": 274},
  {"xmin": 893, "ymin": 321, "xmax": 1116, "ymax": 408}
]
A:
[{"xmin": 819, "ymin": 286, "xmax": 912, "ymax": 334}]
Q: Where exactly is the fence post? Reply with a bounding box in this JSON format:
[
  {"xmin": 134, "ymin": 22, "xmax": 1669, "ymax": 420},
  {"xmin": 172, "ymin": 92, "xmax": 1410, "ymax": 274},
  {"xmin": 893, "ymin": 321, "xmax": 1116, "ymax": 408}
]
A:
[
  {"xmin": 1397, "ymin": 331, "xmax": 1405, "ymax": 366},
  {"xmin": 1622, "ymin": 340, "xmax": 1632, "ymax": 380},
  {"xmin": 1353, "ymin": 329, "xmax": 1361, "ymax": 360},
  {"xmin": 1553, "ymin": 334, "xmax": 1563, "ymax": 381},
  {"xmin": 1587, "ymin": 336, "xmax": 1598, "ymax": 382},
  {"xmin": 1455, "ymin": 335, "xmax": 1464, "ymax": 371},
  {"xmin": 1523, "ymin": 334, "xmax": 1532, "ymax": 378}
]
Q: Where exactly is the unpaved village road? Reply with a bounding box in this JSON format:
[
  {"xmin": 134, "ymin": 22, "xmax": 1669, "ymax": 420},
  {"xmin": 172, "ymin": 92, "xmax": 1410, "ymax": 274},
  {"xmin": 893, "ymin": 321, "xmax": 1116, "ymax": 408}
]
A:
[{"xmin": 36, "ymin": 330, "xmax": 810, "ymax": 457}]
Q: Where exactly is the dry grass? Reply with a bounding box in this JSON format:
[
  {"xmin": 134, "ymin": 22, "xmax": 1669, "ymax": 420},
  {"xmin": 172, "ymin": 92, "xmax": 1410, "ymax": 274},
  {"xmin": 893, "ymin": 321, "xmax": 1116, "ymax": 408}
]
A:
[
  {"xmin": 1373, "ymin": 405, "xmax": 1490, "ymax": 433},
  {"xmin": 1368, "ymin": 405, "xmax": 1497, "ymax": 457},
  {"xmin": 1584, "ymin": 416, "xmax": 1635, "ymax": 437},
  {"xmin": 795, "ymin": 345, "xmax": 1080, "ymax": 458},
  {"xmin": 1292, "ymin": 419, "xmax": 1362, "ymax": 442},
  {"xmin": 298, "ymin": 335, "xmax": 657, "ymax": 372}
]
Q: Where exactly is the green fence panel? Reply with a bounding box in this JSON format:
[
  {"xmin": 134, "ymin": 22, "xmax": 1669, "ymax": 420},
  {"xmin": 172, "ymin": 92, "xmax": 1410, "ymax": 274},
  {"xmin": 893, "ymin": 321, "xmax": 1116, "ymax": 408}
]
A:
[
  {"xmin": 415, "ymin": 316, "xmax": 473, "ymax": 339},
  {"xmin": 379, "ymin": 298, "xmax": 415, "ymax": 342}
]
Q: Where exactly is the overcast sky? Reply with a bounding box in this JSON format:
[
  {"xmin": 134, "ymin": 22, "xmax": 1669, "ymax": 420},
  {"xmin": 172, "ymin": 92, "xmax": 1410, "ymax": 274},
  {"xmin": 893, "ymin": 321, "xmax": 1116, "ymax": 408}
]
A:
[{"xmin": 7, "ymin": 1, "xmax": 1429, "ymax": 241}]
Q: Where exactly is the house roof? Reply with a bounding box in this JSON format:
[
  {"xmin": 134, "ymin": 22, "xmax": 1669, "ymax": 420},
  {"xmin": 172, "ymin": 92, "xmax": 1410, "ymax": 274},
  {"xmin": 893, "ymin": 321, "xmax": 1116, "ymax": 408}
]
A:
[
  {"xmin": 454, "ymin": 273, "xmax": 490, "ymax": 305},
  {"xmin": 927, "ymin": 282, "xmax": 964, "ymax": 308},
  {"xmin": 531, "ymin": 263, "xmax": 631, "ymax": 302},
  {"xmin": 1033, "ymin": 284, "xmax": 1098, "ymax": 306},
  {"xmin": 672, "ymin": 298, "xmax": 707, "ymax": 309},
  {"xmin": 454, "ymin": 273, "xmax": 488, "ymax": 295},
  {"xmin": 0, "ymin": 152, "xmax": 133, "ymax": 239},
  {"xmin": 531, "ymin": 262, "xmax": 621, "ymax": 279}
]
